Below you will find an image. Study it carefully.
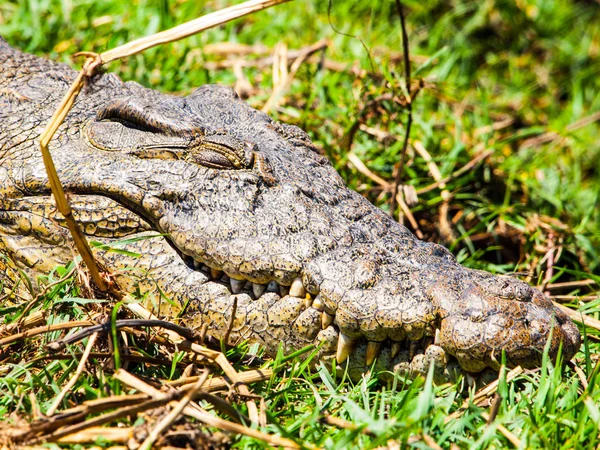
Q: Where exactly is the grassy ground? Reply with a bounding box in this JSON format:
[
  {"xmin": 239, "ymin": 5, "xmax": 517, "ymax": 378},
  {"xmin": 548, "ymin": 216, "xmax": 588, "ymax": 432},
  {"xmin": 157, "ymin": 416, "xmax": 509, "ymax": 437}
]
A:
[{"xmin": 1, "ymin": 0, "xmax": 599, "ymax": 448}]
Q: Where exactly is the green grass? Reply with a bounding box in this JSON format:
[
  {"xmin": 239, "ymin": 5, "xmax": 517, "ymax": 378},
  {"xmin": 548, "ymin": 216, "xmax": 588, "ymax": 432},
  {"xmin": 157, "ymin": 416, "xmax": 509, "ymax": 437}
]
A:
[{"xmin": 1, "ymin": 0, "xmax": 600, "ymax": 448}]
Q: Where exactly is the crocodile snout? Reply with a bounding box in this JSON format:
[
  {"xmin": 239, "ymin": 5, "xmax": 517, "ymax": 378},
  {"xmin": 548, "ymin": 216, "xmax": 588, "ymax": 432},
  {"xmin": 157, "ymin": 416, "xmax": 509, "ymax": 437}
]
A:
[
  {"xmin": 436, "ymin": 282, "xmax": 581, "ymax": 372},
  {"xmin": 300, "ymin": 244, "xmax": 581, "ymax": 377}
]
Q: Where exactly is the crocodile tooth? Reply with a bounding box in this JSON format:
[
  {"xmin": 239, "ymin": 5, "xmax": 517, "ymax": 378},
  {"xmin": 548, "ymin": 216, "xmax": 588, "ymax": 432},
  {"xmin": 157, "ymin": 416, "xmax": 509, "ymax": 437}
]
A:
[
  {"xmin": 210, "ymin": 268, "xmax": 223, "ymax": 280},
  {"xmin": 365, "ymin": 341, "xmax": 382, "ymax": 366},
  {"xmin": 304, "ymin": 294, "xmax": 313, "ymax": 309},
  {"xmin": 391, "ymin": 342, "xmax": 401, "ymax": 358},
  {"xmin": 279, "ymin": 285, "xmax": 290, "ymax": 297},
  {"xmin": 201, "ymin": 264, "xmax": 211, "ymax": 273},
  {"xmin": 409, "ymin": 340, "xmax": 419, "ymax": 359},
  {"xmin": 336, "ymin": 333, "xmax": 356, "ymax": 364},
  {"xmin": 434, "ymin": 328, "xmax": 441, "ymax": 345},
  {"xmin": 321, "ymin": 311, "xmax": 334, "ymax": 329},
  {"xmin": 266, "ymin": 281, "xmax": 279, "ymax": 293},
  {"xmin": 230, "ymin": 278, "xmax": 245, "ymax": 294},
  {"xmin": 312, "ymin": 294, "xmax": 323, "ymax": 311},
  {"xmin": 253, "ymin": 283, "xmax": 267, "ymax": 298},
  {"xmin": 193, "ymin": 259, "xmax": 202, "ymax": 270},
  {"xmin": 289, "ymin": 277, "xmax": 306, "ymax": 298}
]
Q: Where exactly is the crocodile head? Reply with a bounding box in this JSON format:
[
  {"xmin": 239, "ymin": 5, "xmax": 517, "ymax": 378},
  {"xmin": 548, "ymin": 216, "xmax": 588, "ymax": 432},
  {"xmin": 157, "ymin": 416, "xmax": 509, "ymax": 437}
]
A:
[{"xmin": 0, "ymin": 44, "xmax": 580, "ymax": 380}]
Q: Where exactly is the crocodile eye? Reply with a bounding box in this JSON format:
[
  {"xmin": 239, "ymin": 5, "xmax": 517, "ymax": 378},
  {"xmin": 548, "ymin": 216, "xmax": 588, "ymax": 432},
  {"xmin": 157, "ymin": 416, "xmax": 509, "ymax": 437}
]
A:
[{"xmin": 188, "ymin": 134, "xmax": 251, "ymax": 170}]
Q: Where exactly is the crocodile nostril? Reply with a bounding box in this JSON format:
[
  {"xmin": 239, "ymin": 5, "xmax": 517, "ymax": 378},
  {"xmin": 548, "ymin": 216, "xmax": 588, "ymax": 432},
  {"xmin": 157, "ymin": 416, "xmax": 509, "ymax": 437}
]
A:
[{"xmin": 514, "ymin": 283, "xmax": 534, "ymax": 301}]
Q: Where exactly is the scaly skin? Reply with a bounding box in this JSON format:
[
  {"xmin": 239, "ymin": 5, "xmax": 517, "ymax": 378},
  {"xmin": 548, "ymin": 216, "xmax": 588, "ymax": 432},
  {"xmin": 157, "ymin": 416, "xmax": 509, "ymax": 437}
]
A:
[{"xmin": 0, "ymin": 40, "xmax": 580, "ymax": 381}]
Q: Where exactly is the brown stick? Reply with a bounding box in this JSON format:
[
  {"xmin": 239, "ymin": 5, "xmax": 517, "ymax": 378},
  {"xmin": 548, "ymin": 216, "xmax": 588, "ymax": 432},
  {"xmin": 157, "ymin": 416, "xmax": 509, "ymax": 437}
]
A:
[{"xmin": 389, "ymin": 0, "xmax": 413, "ymax": 218}]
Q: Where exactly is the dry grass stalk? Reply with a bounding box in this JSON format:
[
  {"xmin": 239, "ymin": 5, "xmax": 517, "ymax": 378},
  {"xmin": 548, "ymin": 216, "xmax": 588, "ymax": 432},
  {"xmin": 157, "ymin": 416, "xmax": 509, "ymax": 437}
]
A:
[
  {"xmin": 0, "ymin": 320, "xmax": 94, "ymax": 347},
  {"xmin": 5, "ymin": 392, "xmax": 180, "ymax": 443},
  {"xmin": 544, "ymin": 279, "xmax": 597, "ymax": 291},
  {"xmin": 569, "ymin": 362, "xmax": 589, "ymax": 390},
  {"xmin": 113, "ymin": 301, "xmax": 261, "ymax": 424},
  {"xmin": 416, "ymin": 148, "xmax": 494, "ymax": 195},
  {"xmin": 347, "ymin": 152, "xmax": 390, "ymax": 189},
  {"xmin": 480, "ymin": 412, "xmax": 522, "ymax": 447},
  {"xmin": 166, "ymin": 368, "xmax": 273, "ymax": 389},
  {"xmin": 421, "ymin": 433, "xmax": 443, "ymax": 450},
  {"xmin": 116, "ymin": 369, "xmax": 301, "ymax": 449},
  {"xmin": 395, "ymin": 191, "xmax": 424, "ymax": 239},
  {"xmin": 139, "ymin": 374, "xmax": 209, "ymax": 450},
  {"xmin": 552, "ymin": 294, "xmax": 599, "ymax": 303},
  {"xmin": 322, "ymin": 414, "xmax": 374, "ymax": 436},
  {"xmin": 46, "ymin": 332, "xmax": 99, "ymax": 416},
  {"xmin": 0, "ymin": 310, "xmax": 46, "ymax": 335},
  {"xmin": 56, "ymin": 427, "xmax": 132, "ymax": 444},
  {"xmin": 38, "ymin": 61, "xmax": 107, "ymax": 292},
  {"xmin": 37, "ymin": 396, "xmax": 182, "ymax": 444},
  {"xmin": 445, "ymin": 366, "xmax": 524, "ymax": 423},
  {"xmin": 520, "ymin": 111, "xmax": 600, "ymax": 148},
  {"xmin": 100, "ymin": 0, "xmax": 292, "ymax": 64},
  {"xmin": 262, "ymin": 40, "xmax": 328, "ymax": 113},
  {"xmin": 555, "ymin": 303, "xmax": 600, "ymax": 331},
  {"xmin": 413, "ymin": 140, "xmax": 455, "ymax": 243},
  {"xmin": 115, "ymin": 368, "xmax": 249, "ymax": 425}
]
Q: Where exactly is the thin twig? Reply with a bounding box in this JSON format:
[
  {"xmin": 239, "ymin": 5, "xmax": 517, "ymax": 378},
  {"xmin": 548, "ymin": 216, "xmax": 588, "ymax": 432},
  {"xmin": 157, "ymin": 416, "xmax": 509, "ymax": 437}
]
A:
[
  {"xmin": 47, "ymin": 319, "xmax": 197, "ymax": 351},
  {"xmin": 389, "ymin": 0, "xmax": 413, "ymax": 218}
]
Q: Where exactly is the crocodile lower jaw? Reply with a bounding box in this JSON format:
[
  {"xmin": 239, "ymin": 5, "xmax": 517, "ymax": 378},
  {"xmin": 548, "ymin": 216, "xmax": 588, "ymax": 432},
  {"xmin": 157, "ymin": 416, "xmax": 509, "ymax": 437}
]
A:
[{"xmin": 178, "ymin": 252, "xmax": 454, "ymax": 376}]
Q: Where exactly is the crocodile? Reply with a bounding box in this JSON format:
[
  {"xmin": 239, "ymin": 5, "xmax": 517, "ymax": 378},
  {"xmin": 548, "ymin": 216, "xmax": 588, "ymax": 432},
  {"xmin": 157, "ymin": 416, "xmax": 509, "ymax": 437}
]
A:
[{"xmin": 0, "ymin": 39, "xmax": 580, "ymax": 381}]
